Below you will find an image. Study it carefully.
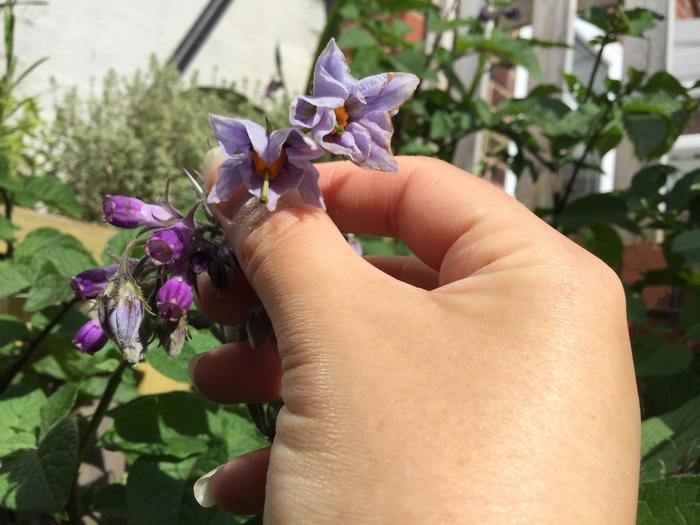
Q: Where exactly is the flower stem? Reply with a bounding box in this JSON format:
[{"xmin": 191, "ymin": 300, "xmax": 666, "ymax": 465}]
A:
[
  {"xmin": 0, "ymin": 297, "xmax": 78, "ymax": 394},
  {"xmin": 66, "ymin": 359, "xmax": 128, "ymax": 523},
  {"xmin": 260, "ymin": 173, "xmax": 270, "ymax": 205},
  {"xmin": 76, "ymin": 359, "xmax": 128, "ymax": 464}
]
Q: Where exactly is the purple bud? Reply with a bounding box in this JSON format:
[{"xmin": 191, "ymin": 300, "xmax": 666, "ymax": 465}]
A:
[
  {"xmin": 478, "ymin": 4, "xmax": 496, "ymax": 22},
  {"xmin": 73, "ymin": 319, "xmax": 108, "ymax": 355},
  {"xmin": 503, "ymin": 5, "xmax": 522, "ymax": 20},
  {"xmin": 103, "ymin": 195, "xmax": 178, "ymax": 229},
  {"xmin": 216, "ymin": 244, "xmax": 238, "ymax": 269},
  {"xmin": 145, "ymin": 223, "xmax": 193, "ymax": 266},
  {"xmin": 71, "ymin": 265, "xmax": 118, "ymax": 299},
  {"xmin": 156, "ymin": 275, "xmax": 193, "ymax": 322},
  {"xmin": 98, "ymin": 278, "xmax": 146, "ymax": 363}
]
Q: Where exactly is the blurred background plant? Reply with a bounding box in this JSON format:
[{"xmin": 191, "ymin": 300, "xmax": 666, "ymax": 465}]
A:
[{"xmin": 1, "ymin": 0, "xmax": 700, "ymax": 523}]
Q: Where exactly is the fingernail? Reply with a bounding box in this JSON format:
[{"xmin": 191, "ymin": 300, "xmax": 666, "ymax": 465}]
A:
[
  {"xmin": 193, "ymin": 466, "xmax": 220, "ymax": 508},
  {"xmin": 187, "ymin": 353, "xmax": 204, "ymax": 385}
]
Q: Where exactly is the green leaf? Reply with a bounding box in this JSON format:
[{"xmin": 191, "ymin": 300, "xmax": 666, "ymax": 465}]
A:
[
  {"xmin": 623, "ymin": 112, "xmax": 669, "ymax": 161},
  {"xmin": 429, "ymin": 110, "xmax": 453, "ymax": 141},
  {"xmin": 39, "ymin": 383, "xmax": 79, "ymax": 438},
  {"xmin": 0, "ymin": 384, "xmax": 46, "ymax": 438},
  {"xmin": 672, "ymin": 230, "xmax": 700, "ymax": 263},
  {"xmin": 91, "ymin": 484, "xmax": 128, "ymax": 521},
  {"xmin": 100, "ymin": 391, "xmax": 263, "ymax": 459},
  {"xmin": 0, "ymin": 417, "xmax": 78, "ymax": 512},
  {"xmin": 102, "ymin": 228, "xmax": 142, "ymax": 266},
  {"xmin": 667, "ymin": 169, "xmax": 700, "ymax": 211},
  {"xmin": 13, "ymin": 176, "xmax": 84, "ymax": 218},
  {"xmin": 557, "ymin": 193, "xmax": 637, "ymax": 232},
  {"xmin": 23, "ymin": 265, "xmax": 75, "ymax": 311},
  {"xmin": 637, "ymin": 476, "xmax": 700, "ymax": 524},
  {"xmin": 126, "ymin": 453, "xmax": 233, "ymax": 525},
  {"xmin": 629, "ymin": 165, "xmax": 675, "ymax": 201},
  {"xmin": 633, "ymin": 337, "xmax": 694, "ymax": 378},
  {"xmin": 337, "ymin": 27, "xmax": 378, "ymax": 49},
  {"xmin": 0, "ymin": 216, "xmax": 17, "ymax": 241},
  {"xmin": 0, "ymin": 261, "xmax": 31, "ymax": 299},
  {"xmin": 641, "ymin": 394, "xmax": 700, "ymax": 481},
  {"xmin": 625, "ymin": 286, "xmax": 647, "ymax": 326},
  {"xmin": 15, "ymin": 227, "xmax": 96, "ymax": 276},
  {"xmin": 146, "ymin": 330, "xmax": 219, "ymax": 384},
  {"xmin": 359, "ymin": 236, "xmax": 412, "ymax": 256},
  {"xmin": 680, "ymin": 289, "xmax": 700, "ymax": 334},
  {"xmin": 0, "ymin": 314, "xmax": 29, "ymax": 348},
  {"xmin": 582, "ymin": 224, "xmax": 623, "ymax": 268}
]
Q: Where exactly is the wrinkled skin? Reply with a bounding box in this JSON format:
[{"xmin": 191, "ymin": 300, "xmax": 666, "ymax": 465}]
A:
[{"xmin": 192, "ymin": 152, "xmax": 640, "ymax": 524}]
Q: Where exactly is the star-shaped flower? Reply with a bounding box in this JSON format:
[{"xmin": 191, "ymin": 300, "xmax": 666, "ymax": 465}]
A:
[
  {"xmin": 208, "ymin": 117, "xmax": 324, "ymax": 211},
  {"xmin": 289, "ymin": 38, "xmax": 419, "ymax": 171}
]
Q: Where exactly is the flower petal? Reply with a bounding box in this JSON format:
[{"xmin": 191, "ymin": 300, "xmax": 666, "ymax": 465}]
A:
[
  {"xmin": 294, "ymin": 164, "xmax": 325, "ymax": 209},
  {"xmin": 355, "ymin": 113, "xmax": 398, "ymax": 171},
  {"xmin": 313, "ymin": 38, "xmax": 356, "ymax": 98},
  {"xmin": 289, "ymin": 95, "xmax": 345, "ymax": 128},
  {"xmin": 265, "ymin": 128, "xmax": 295, "ymax": 164},
  {"xmin": 210, "ymin": 115, "xmax": 268, "ymax": 156},
  {"xmin": 208, "ymin": 155, "xmax": 247, "ymax": 203},
  {"xmin": 266, "ymin": 166, "xmax": 304, "ymax": 211},
  {"xmin": 353, "ymin": 72, "xmax": 419, "ymax": 117},
  {"xmin": 285, "ymin": 130, "xmax": 324, "ymax": 162}
]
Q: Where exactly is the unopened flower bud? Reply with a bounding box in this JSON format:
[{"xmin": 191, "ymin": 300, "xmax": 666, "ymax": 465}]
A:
[
  {"xmin": 156, "ymin": 275, "xmax": 193, "ymax": 322},
  {"xmin": 145, "ymin": 223, "xmax": 193, "ymax": 266},
  {"xmin": 103, "ymin": 195, "xmax": 179, "ymax": 229},
  {"xmin": 190, "ymin": 250, "xmax": 210, "ymax": 274},
  {"xmin": 71, "ymin": 265, "xmax": 118, "ymax": 299},
  {"xmin": 246, "ymin": 304, "xmax": 273, "ymax": 349},
  {"xmin": 73, "ymin": 319, "xmax": 108, "ymax": 355},
  {"xmin": 98, "ymin": 276, "xmax": 146, "ymax": 363}
]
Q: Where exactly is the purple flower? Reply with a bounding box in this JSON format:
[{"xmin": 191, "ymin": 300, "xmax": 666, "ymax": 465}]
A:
[
  {"xmin": 103, "ymin": 195, "xmax": 179, "ymax": 229},
  {"xmin": 478, "ymin": 5, "xmax": 496, "ymax": 22},
  {"xmin": 289, "ymin": 38, "xmax": 419, "ymax": 172},
  {"xmin": 71, "ymin": 265, "xmax": 118, "ymax": 299},
  {"xmin": 73, "ymin": 319, "xmax": 108, "ymax": 355},
  {"xmin": 156, "ymin": 275, "xmax": 193, "ymax": 322},
  {"xmin": 208, "ymin": 118, "xmax": 324, "ymax": 211},
  {"xmin": 98, "ymin": 277, "xmax": 146, "ymax": 363},
  {"xmin": 145, "ymin": 222, "xmax": 193, "ymax": 266},
  {"xmin": 503, "ymin": 5, "xmax": 522, "ymax": 20}
]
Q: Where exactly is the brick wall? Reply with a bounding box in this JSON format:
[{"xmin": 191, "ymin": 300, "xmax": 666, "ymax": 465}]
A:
[{"xmin": 677, "ymin": 0, "xmax": 700, "ymax": 18}]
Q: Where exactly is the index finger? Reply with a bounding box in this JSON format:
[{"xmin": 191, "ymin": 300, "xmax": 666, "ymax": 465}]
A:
[{"xmin": 318, "ymin": 156, "xmax": 547, "ymax": 280}]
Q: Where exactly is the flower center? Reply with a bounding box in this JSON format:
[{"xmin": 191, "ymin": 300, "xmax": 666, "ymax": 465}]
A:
[
  {"xmin": 250, "ymin": 149, "xmax": 287, "ymax": 181},
  {"xmin": 332, "ymin": 106, "xmax": 349, "ymax": 134}
]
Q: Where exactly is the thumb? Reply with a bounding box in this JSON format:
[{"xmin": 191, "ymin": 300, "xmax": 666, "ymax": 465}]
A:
[{"xmin": 202, "ymin": 148, "xmax": 368, "ymax": 326}]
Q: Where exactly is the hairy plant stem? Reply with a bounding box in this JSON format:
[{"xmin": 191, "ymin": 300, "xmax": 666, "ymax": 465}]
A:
[
  {"xmin": 0, "ymin": 297, "xmax": 78, "ymax": 393},
  {"xmin": 66, "ymin": 359, "xmax": 128, "ymax": 524}
]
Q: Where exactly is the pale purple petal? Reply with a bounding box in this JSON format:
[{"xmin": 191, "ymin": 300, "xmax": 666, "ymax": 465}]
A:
[
  {"xmin": 352, "ymin": 72, "xmax": 419, "ymax": 117},
  {"xmin": 355, "ymin": 113, "xmax": 398, "ymax": 171},
  {"xmin": 266, "ymin": 166, "xmax": 304, "ymax": 211},
  {"xmin": 295, "ymin": 164, "xmax": 325, "ymax": 209},
  {"xmin": 208, "ymin": 154, "xmax": 247, "ymax": 203},
  {"xmin": 322, "ymin": 123, "xmax": 371, "ymax": 163},
  {"xmin": 265, "ymin": 128, "xmax": 294, "ymax": 163},
  {"xmin": 290, "ymin": 95, "xmax": 344, "ymax": 128},
  {"xmin": 285, "ymin": 130, "xmax": 324, "ymax": 162},
  {"xmin": 310, "ymin": 108, "xmax": 337, "ymax": 146},
  {"xmin": 313, "ymin": 39, "xmax": 357, "ymax": 98},
  {"xmin": 210, "ymin": 115, "xmax": 268, "ymax": 156}
]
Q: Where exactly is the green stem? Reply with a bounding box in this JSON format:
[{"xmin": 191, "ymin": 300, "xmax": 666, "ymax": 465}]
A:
[
  {"xmin": 76, "ymin": 360, "xmax": 127, "ymax": 465},
  {"xmin": 583, "ymin": 33, "xmax": 610, "ymax": 104},
  {"xmin": 260, "ymin": 173, "xmax": 270, "ymax": 205},
  {"xmin": 66, "ymin": 360, "xmax": 128, "ymax": 523},
  {"xmin": 0, "ymin": 298, "xmax": 78, "ymax": 393}
]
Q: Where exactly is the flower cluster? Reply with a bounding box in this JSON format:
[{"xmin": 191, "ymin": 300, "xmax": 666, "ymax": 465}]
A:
[
  {"xmin": 70, "ymin": 39, "xmax": 417, "ymax": 364},
  {"xmin": 209, "ymin": 38, "xmax": 419, "ymax": 211},
  {"xmin": 71, "ymin": 195, "xmax": 235, "ymax": 362}
]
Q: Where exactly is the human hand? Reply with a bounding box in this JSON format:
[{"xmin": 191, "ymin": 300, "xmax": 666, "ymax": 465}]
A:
[{"xmin": 190, "ymin": 153, "xmax": 640, "ymax": 524}]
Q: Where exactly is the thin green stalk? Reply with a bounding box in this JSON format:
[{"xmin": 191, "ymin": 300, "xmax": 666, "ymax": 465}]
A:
[
  {"xmin": 0, "ymin": 298, "xmax": 78, "ymax": 393},
  {"xmin": 75, "ymin": 360, "xmax": 128, "ymax": 465},
  {"xmin": 583, "ymin": 33, "xmax": 610, "ymax": 104},
  {"xmin": 66, "ymin": 360, "xmax": 128, "ymax": 523}
]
